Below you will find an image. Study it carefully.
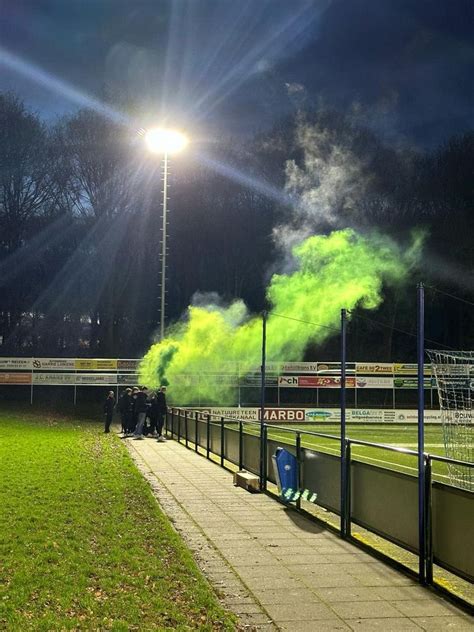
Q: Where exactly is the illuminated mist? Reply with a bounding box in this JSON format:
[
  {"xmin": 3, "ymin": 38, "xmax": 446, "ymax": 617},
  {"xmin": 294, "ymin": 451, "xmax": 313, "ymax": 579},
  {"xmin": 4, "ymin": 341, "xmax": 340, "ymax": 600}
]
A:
[{"xmin": 139, "ymin": 228, "xmax": 421, "ymax": 404}]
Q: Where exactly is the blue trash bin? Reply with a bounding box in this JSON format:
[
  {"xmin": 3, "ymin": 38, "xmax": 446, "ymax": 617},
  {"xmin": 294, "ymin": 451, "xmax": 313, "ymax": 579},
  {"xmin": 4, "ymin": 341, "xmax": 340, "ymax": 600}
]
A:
[{"xmin": 272, "ymin": 447, "xmax": 298, "ymax": 502}]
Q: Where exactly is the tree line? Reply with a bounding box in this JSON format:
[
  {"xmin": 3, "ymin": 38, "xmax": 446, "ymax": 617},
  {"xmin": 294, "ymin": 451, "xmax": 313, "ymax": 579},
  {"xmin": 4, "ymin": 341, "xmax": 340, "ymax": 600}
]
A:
[{"xmin": 0, "ymin": 92, "xmax": 472, "ymax": 359}]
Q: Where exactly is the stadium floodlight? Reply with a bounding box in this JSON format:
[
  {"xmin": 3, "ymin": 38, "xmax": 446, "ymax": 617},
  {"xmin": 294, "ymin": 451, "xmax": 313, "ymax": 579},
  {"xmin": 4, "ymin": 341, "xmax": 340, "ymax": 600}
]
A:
[
  {"xmin": 427, "ymin": 349, "xmax": 473, "ymax": 491},
  {"xmin": 145, "ymin": 128, "xmax": 188, "ymax": 155},
  {"xmin": 144, "ymin": 127, "xmax": 188, "ymax": 340}
]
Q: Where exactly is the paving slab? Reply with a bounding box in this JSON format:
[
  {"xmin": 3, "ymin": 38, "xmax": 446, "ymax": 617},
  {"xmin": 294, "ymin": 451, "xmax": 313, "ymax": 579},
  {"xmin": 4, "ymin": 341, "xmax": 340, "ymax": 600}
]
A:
[{"xmin": 126, "ymin": 437, "xmax": 472, "ymax": 631}]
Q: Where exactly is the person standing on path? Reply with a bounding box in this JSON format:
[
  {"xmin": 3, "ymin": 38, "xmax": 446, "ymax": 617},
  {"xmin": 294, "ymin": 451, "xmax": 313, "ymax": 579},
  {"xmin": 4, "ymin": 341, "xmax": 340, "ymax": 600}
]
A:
[
  {"xmin": 155, "ymin": 386, "xmax": 168, "ymax": 442},
  {"xmin": 118, "ymin": 388, "xmax": 131, "ymax": 434},
  {"xmin": 103, "ymin": 391, "xmax": 115, "ymax": 434},
  {"xmin": 133, "ymin": 386, "xmax": 149, "ymax": 439}
]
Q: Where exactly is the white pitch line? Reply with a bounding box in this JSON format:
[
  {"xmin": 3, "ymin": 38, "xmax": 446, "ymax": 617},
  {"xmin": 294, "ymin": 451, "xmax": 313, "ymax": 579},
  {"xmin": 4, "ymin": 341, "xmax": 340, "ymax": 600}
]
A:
[{"xmin": 267, "ymin": 431, "xmax": 452, "ymax": 482}]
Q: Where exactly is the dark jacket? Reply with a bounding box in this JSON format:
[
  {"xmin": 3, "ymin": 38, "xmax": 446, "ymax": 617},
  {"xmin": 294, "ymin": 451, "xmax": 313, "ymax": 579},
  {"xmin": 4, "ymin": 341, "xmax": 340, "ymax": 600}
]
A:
[
  {"xmin": 119, "ymin": 393, "xmax": 133, "ymax": 414},
  {"xmin": 134, "ymin": 391, "xmax": 148, "ymax": 414},
  {"xmin": 155, "ymin": 391, "xmax": 167, "ymax": 413},
  {"xmin": 103, "ymin": 397, "xmax": 115, "ymax": 415}
]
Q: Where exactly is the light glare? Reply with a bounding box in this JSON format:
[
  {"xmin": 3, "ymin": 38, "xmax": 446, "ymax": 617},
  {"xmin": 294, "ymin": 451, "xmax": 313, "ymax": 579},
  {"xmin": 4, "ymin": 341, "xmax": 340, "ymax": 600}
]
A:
[{"xmin": 145, "ymin": 128, "xmax": 188, "ymax": 154}]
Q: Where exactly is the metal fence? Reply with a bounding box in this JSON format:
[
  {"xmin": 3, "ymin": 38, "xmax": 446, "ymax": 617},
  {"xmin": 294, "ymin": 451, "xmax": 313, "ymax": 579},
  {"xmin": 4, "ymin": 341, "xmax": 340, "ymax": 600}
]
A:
[{"xmin": 165, "ymin": 407, "xmax": 474, "ymax": 599}]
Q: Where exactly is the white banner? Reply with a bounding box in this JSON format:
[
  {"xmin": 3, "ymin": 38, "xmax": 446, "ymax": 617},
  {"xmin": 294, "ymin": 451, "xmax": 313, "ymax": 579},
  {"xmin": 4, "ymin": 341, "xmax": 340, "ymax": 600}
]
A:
[
  {"xmin": 190, "ymin": 407, "xmax": 442, "ymax": 424},
  {"xmin": 32, "ymin": 372, "xmax": 76, "ymax": 385},
  {"xmin": 0, "ymin": 357, "xmax": 32, "ymax": 370},
  {"xmin": 75, "ymin": 374, "xmax": 117, "ymax": 385},
  {"xmin": 355, "ymin": 376, "xmax": 395, "ymax": 389},
  {"xmin": 32, "ymin": 358, "xmax": 75, "ymax": 370}
]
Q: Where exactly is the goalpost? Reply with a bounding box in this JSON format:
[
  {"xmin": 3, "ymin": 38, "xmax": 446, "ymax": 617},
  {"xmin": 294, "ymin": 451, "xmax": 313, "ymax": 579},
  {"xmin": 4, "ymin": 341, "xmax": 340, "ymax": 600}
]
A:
[{"xmin": 427, "ymin": 350, "xmax": 473, "ymax": 491}]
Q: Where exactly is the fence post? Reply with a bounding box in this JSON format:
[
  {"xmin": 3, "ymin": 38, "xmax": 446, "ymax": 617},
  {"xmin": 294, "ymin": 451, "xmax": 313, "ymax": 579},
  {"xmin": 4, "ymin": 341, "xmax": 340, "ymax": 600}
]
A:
[
  {"xmin": 340, "ymin": 308, "xmax": 347, "ymax": 538},
  {"xmin": 417, "ymin": 282, "xmax": 426, "ymax": 584},
  {"xmin": 261, "ymin": 424, "xmax": 268, "ymax": 491},
  {"xmin": 206, "ymin": 413, "xmax": 211, "ymax": 459},
  {"xmin": 239, "ymin": 420, "xmax": 243, "ymax": 470},
  {"xmin": 220, "ymin": 417, "xmax": 225, "ymax": 466},
  {"xmin": 296, "ymin": 432, "xmax": 302, "ymax": 510},
  {"xmin": 195, "ymin": 413, "xmax": 199, "ymax": 453},
  {"xmin": 425, "ymin": 455, "xmax": 433, "ymax": 585},
  {"xmin": 185, "ymin": 410, "xmax": 188, "ymax": 448},
  {"xmin": 345, "ymin": 440, "xmax": 352, "ymax": 537},
  {"xmin": 177, "ymin": 408, "xmax": 181, "ymax": 443}
]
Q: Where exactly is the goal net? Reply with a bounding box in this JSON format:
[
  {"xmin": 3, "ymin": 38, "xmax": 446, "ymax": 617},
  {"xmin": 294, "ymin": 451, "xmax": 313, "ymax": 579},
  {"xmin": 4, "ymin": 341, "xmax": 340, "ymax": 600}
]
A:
[{"xmin": 427, "ymin": 350, "xmax": 473, "ymax": 491}]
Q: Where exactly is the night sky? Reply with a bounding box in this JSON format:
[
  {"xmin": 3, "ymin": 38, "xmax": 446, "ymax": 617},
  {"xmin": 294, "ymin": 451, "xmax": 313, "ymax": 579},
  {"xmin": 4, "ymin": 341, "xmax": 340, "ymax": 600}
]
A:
[{"xmin": 1, "ymin": 0, "xmax": 473, "ymax": 145}]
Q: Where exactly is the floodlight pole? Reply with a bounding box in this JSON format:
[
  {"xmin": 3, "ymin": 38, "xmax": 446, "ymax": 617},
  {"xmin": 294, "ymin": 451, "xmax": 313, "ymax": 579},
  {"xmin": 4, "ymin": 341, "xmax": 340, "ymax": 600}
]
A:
[
  {"xmin": 417, "ymin": 282, "xmax": 426, "ymax": 583},
  {"xmin": 160, "ymin": 152, "xmax": 169, "ymax": 341}
]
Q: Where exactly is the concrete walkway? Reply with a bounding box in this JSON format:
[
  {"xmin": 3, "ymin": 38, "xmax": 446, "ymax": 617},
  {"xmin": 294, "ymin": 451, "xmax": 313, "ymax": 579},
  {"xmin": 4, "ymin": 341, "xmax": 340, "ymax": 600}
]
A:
[{"xmin": 126, "ymin": 437, "xmax": 473, "ymax": 631}]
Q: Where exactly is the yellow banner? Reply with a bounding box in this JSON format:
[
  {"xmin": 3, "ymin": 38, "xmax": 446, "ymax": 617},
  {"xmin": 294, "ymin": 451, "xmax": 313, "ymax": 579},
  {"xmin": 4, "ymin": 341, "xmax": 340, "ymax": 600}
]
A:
[{"xmin": 74, "ymin": 359, "xmax": 117, "ymax": 370}]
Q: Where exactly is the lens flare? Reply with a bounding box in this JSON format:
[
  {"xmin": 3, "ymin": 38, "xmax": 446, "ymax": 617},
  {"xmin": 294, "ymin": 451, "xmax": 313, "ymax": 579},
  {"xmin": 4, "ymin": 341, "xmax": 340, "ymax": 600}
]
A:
[{"xmin": 145, "ymin": 128, "xmax": 188, "ymax": 154}]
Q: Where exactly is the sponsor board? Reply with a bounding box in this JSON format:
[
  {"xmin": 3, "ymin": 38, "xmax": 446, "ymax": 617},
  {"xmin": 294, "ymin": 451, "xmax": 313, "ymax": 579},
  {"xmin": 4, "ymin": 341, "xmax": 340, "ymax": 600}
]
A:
[
  {"xmin": 189, "ymin": 407, "xmax": 442, "ymax": 423},
  {"xmin": 75, "ymin": 373, "xmax": 117, "ymax": 385},
  {"xmin": 0, "ymin": 358, "xmax": 33, "ymax": 370},
  {"xmin": 117, "ymin": 374, "xmax": 139, "ymax": 385},
  {"xmin": 394, "ymin": 377, "xmax": 434, "ymax": 389},
  {"xmin": 0, "ymin": 372, "xmax": 32, "ymax": 384},
  {"xmin": 436, "ymin": 377, "xmax": 471, "ymax": 389},
  {"xmin": 453, "ymin": 411, "xmax": 473, "ymax": 422},
  {"xmin": 74, "ymin": 359, "xmax": 117, "ymax": 370},
  {"xmin": 263, "ymin": 408, "xmax": 306, "ymax": 422},
  {"xmin": 356, "ymin": 363, "xmax": 394, "ymax": 374},
  {"xmin": 305, "ymin": 409, "xmax": 341, "ymax": 421},
  {"xmin": 117, "ymin": 359, "xmax": 139, "ymax": 371},
  {"xmin": 32, "ymin": 373, "xmax": 76, "ymax": 385},
  {"xmin": 394, "ymin": 363, "xmax": 431, "ymax": 375},
  {"xmin": 279, "ymin": 376, "xmax": 356, "ymax": 388},
  {"xmin": 32, "ymin": 358, "xmax": 75, "ymax": 370},
  {"xmin": 356, "ymin": 376, "xmax": 394, "ymax": 389},
  {"xmin": 316, "ymin": 362, "xmax": 344, "ymax": 373},
  {"xmin": 195, "ymin": 408, "xmax": 259, "ymax": 421},
  {"xmin": 241, "ymin": 375, "xmax": 278, "ymax": 386}
]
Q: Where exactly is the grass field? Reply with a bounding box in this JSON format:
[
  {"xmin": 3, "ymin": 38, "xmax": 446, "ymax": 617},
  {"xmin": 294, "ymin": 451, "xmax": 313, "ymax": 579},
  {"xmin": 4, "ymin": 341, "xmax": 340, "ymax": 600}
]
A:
[
  {"xmin": 0, "ymin": 409, "xmax": 235, "ymax": 631},
  {"xmin": 261, "ymin": 423, "xmax": 457, "ymax": 481}
]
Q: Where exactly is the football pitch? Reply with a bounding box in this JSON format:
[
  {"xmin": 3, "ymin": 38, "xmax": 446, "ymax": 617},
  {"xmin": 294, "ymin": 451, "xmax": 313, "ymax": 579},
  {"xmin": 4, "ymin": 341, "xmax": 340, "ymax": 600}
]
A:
[{"xmin": 263, "ymin": 423, "xmax": 455, "ymax": 481}]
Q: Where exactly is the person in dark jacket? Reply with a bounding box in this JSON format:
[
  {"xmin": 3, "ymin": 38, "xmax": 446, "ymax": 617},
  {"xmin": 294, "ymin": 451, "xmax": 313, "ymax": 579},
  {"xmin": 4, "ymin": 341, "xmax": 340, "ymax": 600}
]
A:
[
  {"xmin": 118, "ymin": 388, "xmax": 133, "ymax": 435},
  {"xmin": 103, "ymin": 391, "xmax": 115, "ymax": 433},
  {"xmin": 148, "ymin": 392, "xmax": 159, "ymax": 437},
  {"xmin": 155, "ymin": 386, "xmax": 168, "ymax": 442},
  {"xmin": 133, "ymin": 386, "xmax": 149, "ymax": 439},
  {"xmin": 128, "ymin": 386, "xmax": 140, "ymax": 435}
]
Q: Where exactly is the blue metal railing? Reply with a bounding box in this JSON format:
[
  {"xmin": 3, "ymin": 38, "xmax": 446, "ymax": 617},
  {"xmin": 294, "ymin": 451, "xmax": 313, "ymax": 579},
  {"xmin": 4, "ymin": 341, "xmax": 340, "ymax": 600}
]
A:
[{"xmin": 165, "ymin": 406, "xmax": 473, "ymax": 599}]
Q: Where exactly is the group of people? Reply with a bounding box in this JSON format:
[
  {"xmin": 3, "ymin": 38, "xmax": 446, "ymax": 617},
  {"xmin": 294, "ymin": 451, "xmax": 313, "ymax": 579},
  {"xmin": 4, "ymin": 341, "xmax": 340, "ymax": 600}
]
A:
[{"xmin": 103, "ymin": 385, "xmax": 168, "ymax": 442}]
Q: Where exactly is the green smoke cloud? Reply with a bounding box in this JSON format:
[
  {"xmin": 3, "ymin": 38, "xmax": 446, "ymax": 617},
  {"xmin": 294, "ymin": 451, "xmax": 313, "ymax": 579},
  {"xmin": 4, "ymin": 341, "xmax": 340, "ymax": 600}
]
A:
[{"xmin": 139, "ymin": 228, "xmax": 421, "ymax": 404}]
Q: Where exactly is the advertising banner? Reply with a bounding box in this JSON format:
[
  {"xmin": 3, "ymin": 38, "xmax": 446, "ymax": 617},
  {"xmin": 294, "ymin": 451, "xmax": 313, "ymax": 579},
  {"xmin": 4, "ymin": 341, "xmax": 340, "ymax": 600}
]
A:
[
  {"xmin": 32, "ymin": 373, "xmax": 76, "ymax": 385},
  {"xmin": 117, "ymin": 374, "xmax": 139, "ymax": 385},
  {"xmin": 315, "ymin": 362, "xmax": 342, "ymax": 372},
  {"xmin": 190, "ymin": 407, "xmax": 442, "ymax": 424},
  {"xmin": 0, "ymin": 358, "xmax": 32, "ymax": 370},
  {"xmin": 355, "ymin": 376, "xmax": 394, "ymax": 389},
  {"xmin": 263, "ymin": 408, "xmax": 307, "ymax": 422},
  {"xmin": 0, "ymin": 372, "xmax": 32, "ymax": 384},
  {"xmin": 75, "ymin": 373, "xmax": 117, "ymax": 385},
  {"xmin": 394, "ymin": 377, "xmax": 433, "ymax": 389},
  {"xmin": 32, "ymin": 358, "xmax": 75, "ymax": 370},
  {"xmin": 356, "ymin": 363, "xmax": 394, "ymax": 374},
  {"xmin": 74, "ymin": 359, "xmax": 117, "ymax": 371},
  {"xmin": 299, "ymin": 376, "xmax": 356, "ymax": 388},
  {"xmin": 117, "ymin": 359, "xmax": 139, "ymax": 371},
  {"xmin": 394, "ymin": 363, "xmax": 431, "ymax": 375},
  {"xmin": 241, "ymin": 374, "xmax": 278, "ymax": 386}
]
